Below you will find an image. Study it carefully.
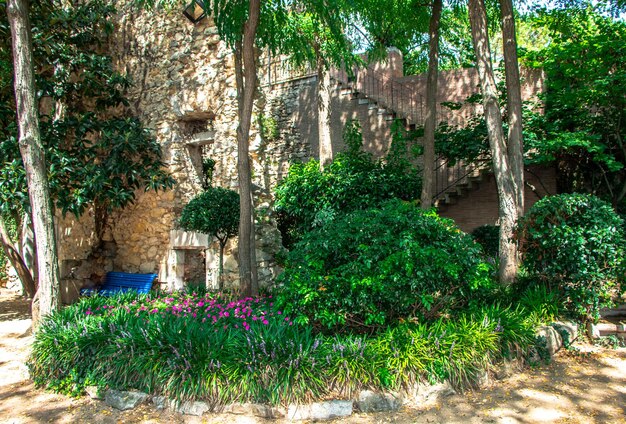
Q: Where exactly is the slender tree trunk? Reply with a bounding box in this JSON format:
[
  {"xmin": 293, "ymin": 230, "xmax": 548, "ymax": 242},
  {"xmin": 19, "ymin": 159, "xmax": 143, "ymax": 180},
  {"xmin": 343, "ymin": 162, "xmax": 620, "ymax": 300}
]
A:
[
  {"xmin": 0, "ymin": 215, "xmax": 36, "ymax": 298},
  {"xmin": 20, "ymin": 212, "xmax": 36, "ymax": 283},
  {"xmin": 316, "ymin": 45, "xmax": 333, "ymax": 168},
  {"xmin": 500, "ymin": 0, "xmax": 524, "ymax": 218},
  {"xmin": 218, "ymin": 240, "xmax": 225, "ymax": 291},
  {"xmin": 249, "ymin": 189, "xmax": 258, "ymax": 292},
  {"xmin": 468, "ymin": 0, "xmax": 518, "ymax": 285},
  {"xmin": 234, "ymin": 0, "xmax": 260, "ymax": 297},
  {"xmin": 7, "ymin": 0, "xmax": 61, "ymax": 317},
  {"xmin": 420, "ymin": 0, "xmax": 443, "ymax": 209}
]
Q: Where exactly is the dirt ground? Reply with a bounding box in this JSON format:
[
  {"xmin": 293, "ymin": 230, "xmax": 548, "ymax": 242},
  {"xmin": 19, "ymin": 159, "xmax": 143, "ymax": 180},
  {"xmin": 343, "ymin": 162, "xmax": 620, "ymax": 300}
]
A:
[{"xmin": 1, "ymin": 290, "xmax": 625, "ymax": 424}]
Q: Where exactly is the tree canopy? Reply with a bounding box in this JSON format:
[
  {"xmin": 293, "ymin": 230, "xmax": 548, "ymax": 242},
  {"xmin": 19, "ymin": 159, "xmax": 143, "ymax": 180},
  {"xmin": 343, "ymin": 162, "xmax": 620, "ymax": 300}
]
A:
[{"xmin": 0, "ymin": 0, "xmax": 174, "ymax": 230}]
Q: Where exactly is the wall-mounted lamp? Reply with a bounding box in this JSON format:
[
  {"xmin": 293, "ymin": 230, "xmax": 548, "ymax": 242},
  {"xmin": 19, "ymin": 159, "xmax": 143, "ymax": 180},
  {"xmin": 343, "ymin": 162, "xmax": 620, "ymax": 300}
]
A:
[{"xmin": 183, "ymin": 0, "xmax": 207, "ymax": 23}]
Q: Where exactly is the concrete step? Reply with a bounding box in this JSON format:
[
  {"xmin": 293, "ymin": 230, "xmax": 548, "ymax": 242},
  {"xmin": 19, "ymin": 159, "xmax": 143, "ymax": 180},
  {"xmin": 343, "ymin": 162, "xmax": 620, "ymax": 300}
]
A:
[{"xmin": 589, "ymin": 321, "xmax": 626, "ymax": 339}]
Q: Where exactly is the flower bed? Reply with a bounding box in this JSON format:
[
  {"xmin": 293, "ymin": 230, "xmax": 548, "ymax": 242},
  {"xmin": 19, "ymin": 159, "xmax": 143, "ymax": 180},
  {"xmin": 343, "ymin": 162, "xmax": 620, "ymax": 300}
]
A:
[{"xmin": 28, "ymin": 291, "xmax": 538, "ymax": 407}]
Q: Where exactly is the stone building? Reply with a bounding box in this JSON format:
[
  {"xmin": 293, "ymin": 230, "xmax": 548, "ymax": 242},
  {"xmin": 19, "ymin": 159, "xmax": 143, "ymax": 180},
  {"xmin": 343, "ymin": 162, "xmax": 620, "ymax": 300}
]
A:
[{"xmin": 53, "ymin": 4, "xmax": 555, "ymax": 302}]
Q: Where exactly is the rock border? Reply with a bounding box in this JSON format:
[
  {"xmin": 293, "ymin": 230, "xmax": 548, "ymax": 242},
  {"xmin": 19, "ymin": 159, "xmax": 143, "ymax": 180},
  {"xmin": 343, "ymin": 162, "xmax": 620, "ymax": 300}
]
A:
[{"xmin": 97, "ymin": 322, "xmax": 576, "ymax": 420}]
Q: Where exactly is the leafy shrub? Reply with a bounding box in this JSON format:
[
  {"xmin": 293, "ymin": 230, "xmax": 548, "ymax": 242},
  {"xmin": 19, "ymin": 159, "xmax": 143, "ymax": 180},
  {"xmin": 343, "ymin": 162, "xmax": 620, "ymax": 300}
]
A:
[
  {"xmin": 471, "ymin": 224, "xmax": 500, "ymax": 258},
  {"xmin": 275, "ymin": 200, "xmax": 493, "ymax": 330},
  {"xmin": 29, "ymin": 293, "xmax": 535, "ymax": 404},
  {"xmin": 517, "ymin": 193, "xmax": 625, "ymax": 322},
  {"xmin": 274, "ymin": 121, "xmax": 421, "ymax": 247}
]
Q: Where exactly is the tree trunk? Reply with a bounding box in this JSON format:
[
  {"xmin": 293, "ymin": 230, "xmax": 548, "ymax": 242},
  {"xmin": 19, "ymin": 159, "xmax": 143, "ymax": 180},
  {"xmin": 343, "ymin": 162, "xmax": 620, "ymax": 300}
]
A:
[
  {"xmin": 218, "ymin": 240, "xmax": 225, "ymax": 291},
  {"xmin": 420, "ymin": 0, "xmax": 443, "ymax": 209},
  {"xmin": 7, "ymin": 0, "xmax": 61, "ymax": 318},
  {"xmin": 500, "ymin": 0, "xmax": 524, "ymax": 218},
  {"xmin": 234, "ymin": 0, "xmax": 260, "ymax": 297},
  {"xmin": 20, "ymin": 212, "xmax": 37, "ymax": 283},
  {"xmin": 249, "ymin": 190, "xmax": 258, "ymax": 293},
  {"xmin": 316, "ymin": 45, "xmax": 333, "ymax": 168},
  {"xmin": 468, "ymin": 0, "xmax": 518, "ymax": 285},
  {"xmin": 0, "ymin": 215, "xmax": 36, "ymax": 298}
]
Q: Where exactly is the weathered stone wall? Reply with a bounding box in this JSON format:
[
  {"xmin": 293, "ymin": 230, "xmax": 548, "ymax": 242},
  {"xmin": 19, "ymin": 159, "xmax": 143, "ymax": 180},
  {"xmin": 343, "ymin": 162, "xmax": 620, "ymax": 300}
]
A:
[{"xmin": 55, "ymin": 4, "xmax": 290, "ymax": 293}]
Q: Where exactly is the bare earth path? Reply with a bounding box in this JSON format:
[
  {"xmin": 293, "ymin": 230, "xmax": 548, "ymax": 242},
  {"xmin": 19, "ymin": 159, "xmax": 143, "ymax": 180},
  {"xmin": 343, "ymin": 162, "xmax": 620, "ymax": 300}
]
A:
[{"xmin": 1, "ymin": 290, "xmax": 625, "ymax": 424}]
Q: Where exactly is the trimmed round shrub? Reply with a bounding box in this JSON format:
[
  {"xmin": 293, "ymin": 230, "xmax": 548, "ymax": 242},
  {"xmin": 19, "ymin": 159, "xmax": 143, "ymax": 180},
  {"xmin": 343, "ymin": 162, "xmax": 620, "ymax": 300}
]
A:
[
  {"xmin": 179, "ymin": 187, "xmax": 239, "ymax": 243},
  {"xmin": 275, "ymin": 200, "xmax": 492, "ymax": 331},
  {"xmin": 517, "ymin": 193, "xmax": 625, "ymax": 322}
]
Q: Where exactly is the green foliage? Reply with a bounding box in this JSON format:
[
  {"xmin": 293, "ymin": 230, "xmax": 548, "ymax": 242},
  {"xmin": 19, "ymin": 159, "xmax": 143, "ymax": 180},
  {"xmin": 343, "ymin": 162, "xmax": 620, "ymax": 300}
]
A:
[
  {"xmin": 275, "ymin": 200, "xmax": 493, "ymax": 331},
  {"xmin": 351, "ymin": 2, "xmax": 485, "ymax": 75},
  {"xmin": 0, "ymin": 0, "xmax": 174, "ymax": 219},
  {"xmin": 434, "ymin": 118, "xmax": 490, "ymax": 166},
  {"xmin": 202, "ymin": 158, "xmax": 216, "ymax": 189},
  {"xmin": 517, "ymin": 193, "xmax": 625, "ymax": 322},
  {"xmin": 471, "ymin": 225, "xmax": 500, "ymax": 258},
  {"xmin": 518, "ymin": 285, "xmax": 562, "ymax": 327},
  {"xmin": 29, "ymin": 292, "xmax": 537, "ymax": 404},
  {"xmin": 257, "ymin": 114, "xmax": 279, "ymax": 142},
  {"xmin": 179, "ymin": 187, "xmax": 239, "ymax": 246},
  {"xmin": 521, "ymin": 7, "xmax": 626, "ymax": 204},
  {"xmin": 275, "ymin": 120, "xmax": 421, "ymax": 246}
]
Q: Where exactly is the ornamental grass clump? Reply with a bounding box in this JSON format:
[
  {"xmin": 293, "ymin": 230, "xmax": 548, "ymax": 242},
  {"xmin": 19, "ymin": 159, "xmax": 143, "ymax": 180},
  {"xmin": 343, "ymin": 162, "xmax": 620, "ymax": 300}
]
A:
[{"xmin": 29, "ymin": 292, "xmax": 537, "ymax": 406}]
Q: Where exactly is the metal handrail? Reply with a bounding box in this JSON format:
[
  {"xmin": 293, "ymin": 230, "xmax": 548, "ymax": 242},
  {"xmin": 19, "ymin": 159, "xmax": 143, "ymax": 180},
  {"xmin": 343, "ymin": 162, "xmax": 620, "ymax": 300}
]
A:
[{"xmin": 432, "ymin": 156, "xmax": 489, "ymax": 202}]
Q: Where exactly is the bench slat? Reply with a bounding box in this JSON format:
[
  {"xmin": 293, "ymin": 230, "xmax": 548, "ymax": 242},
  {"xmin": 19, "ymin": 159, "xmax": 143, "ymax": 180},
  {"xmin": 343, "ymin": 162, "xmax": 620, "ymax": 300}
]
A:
[{"xmin": 81, "ymin": 272, "xmax": 158, "ymax": 297}]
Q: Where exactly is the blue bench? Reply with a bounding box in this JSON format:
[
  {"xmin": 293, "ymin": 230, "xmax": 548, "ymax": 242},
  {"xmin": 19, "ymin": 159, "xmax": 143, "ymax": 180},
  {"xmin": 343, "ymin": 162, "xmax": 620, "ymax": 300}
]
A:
[{"xmin": 80, "ymin": 272, "xmax": 158, "ymax": 296}]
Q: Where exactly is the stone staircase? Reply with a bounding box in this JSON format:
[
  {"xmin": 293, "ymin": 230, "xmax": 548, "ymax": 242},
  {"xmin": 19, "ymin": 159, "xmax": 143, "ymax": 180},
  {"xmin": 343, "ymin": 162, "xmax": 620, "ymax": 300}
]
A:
[
  {"xmin": 329, "ymin": 67, "xmax": 492, "ymax": 207},
  {"xmin": 593, "ymin": 305, "xmax": 626, "ymax": 339},
  {"xmin": 265, "ymin": 57, "xmax": 488, "ymax": 207}
]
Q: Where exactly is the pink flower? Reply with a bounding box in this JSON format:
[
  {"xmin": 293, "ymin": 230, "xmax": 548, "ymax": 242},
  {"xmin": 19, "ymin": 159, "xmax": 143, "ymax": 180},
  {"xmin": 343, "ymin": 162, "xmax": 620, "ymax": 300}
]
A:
[{"xmin": 262, "ymin": 319, "xmax": 269, "ymax": 325}]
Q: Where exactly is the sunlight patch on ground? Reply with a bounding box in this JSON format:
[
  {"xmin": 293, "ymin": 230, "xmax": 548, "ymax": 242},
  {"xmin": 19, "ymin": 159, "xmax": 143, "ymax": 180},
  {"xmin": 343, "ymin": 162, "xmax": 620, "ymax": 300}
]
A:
[{"xmin": 527, "ymin": 407, "xmax": 566, "ymax": 422}]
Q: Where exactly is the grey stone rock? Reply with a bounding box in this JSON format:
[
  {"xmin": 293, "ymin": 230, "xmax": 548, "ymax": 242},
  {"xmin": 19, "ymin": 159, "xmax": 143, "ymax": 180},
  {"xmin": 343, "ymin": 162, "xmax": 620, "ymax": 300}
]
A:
[
  {"xmin": 356, "ymin": 390, "xmax": 402, "ymax": 412},
  {"xmin": 177, "ymin": 400, "xmax": 210, "ymax": 416},
  {"xmin": 84, "ymin": 385, "xmax": 105, "ymax": 400},
  {"xmin": 413, "ymin": 381, "xmax": 456, "ymax": 406},
  {"xmin": 536, "ymin": 325, "xmax": 563, "ymax": 357},
  {"xmin": 223, "ymin": 403, "xmax": 285, "ymax": 419},
  {"xmin": 152, "ymin": 396, "xmax": 167, "ymax": 410},
  {"xmin": 287, "ymin": 400, "xmax": 353, "ymax": 420},
  {"xmin": 587, "ymin": 322, "xmax": 601, "ymax": 339},
  {"xmin": 552, "ymin": 321, "xmax": 578, "ymax": 345},
  {"xmin": 104, "ymin": 390, "xmax": 149, "ymax": 411}
]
